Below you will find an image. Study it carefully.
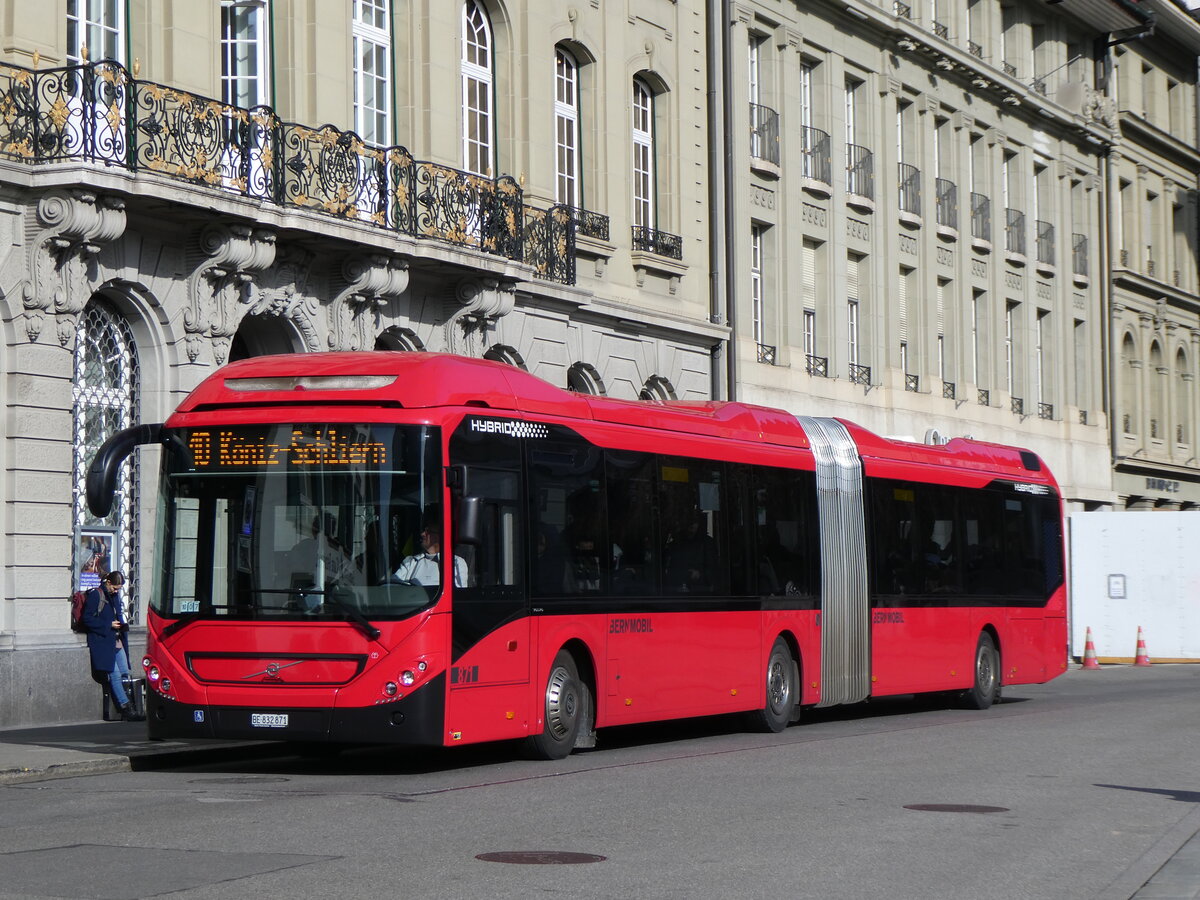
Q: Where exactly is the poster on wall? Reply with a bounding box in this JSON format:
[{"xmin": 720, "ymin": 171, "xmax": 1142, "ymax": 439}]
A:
[{"xmin": 78, "ymin": 530, "xmax": 114, "ymax": 592}]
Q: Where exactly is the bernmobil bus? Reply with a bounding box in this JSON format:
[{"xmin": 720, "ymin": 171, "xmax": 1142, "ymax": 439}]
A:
[{"xmin": 87, "ymin": 352, "xmax": 1066, "ymax": 759}]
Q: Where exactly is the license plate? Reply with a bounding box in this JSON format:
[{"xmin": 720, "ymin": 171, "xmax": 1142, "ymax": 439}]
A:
[{"xmin": 250, "ymin": 713, "xmax": 289, "ymax": 728}]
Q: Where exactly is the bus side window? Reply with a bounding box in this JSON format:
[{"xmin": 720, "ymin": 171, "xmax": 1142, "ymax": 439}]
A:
[
  {"xmin": 753, "ymin": 467, "xmax": 817, "ymax": 599},
  {"xmin": 607, "ymin": 449, "xmax": 659, "ymax": 596},
  {"xmin": 455, "ymin": 468, "xmax": 522, "ymax": 590},
  {"xmin": 528, "ymin": 438, "xmax": 606, "ymax": 596},
  {"xmin": 659, "ymin": 457, "xmax": 728, "ymax": 595}
]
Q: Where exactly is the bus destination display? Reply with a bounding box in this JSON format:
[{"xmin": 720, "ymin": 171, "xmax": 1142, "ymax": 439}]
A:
[{"xmin": 186, "ymin": 428, "xmax": 388, "ymax": 469}]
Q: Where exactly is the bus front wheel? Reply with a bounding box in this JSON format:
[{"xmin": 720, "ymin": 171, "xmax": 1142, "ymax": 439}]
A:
[
  {"xmin": 749, "ymin": 637, "xmax": 797, "ymax": 733},
  {"xmin": 964, "ymin": 632, "xmax": 1000, "ymax": 710},
  {"xmin": 525, "ymin": 650, "xmax": 584, "ymax": 760}
]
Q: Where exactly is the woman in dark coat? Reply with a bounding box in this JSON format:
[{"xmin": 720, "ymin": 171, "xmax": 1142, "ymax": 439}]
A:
[{"xmin": 81, "ymin": 570, "xmax": 143, "ymax": 721}]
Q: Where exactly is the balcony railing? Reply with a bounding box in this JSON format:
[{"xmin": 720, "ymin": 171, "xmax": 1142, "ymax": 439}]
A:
[
  {"xmin": 801, "ymin": 126, "xmax": 832, "ymax": 185},
  {"xmin": 750, "ymin": 103, "xmax": 780, "ymax": 166},
  {"xmin": 898, "ymin": 162, "xmax": 922, "ymax": 217},
  {"xmin": 1003, "ymin": 61, "xmax": 1018, "ymax": 78},
  {"xmin": 971, "ymin": 192, "xmax": 991, "ymax": 242},
  {"xmin": 571, "ymin": 206, "xmax": 610, "ymax": 241},
  {"xmin": 1005, "ymin": 208, "xmax": 1026, "ymax": 256},
  {"xmin": 846, "ymin": 143, "xmax": 874, "ymax": 200},
  {"xmin": 631, "ymin": 225, "xmax": 683, "ymax": 260},
  {"xmin": 806, "ymin": 354, "xmax": 829, "ymax": 377},
  {"xmin": 935, "ymin": 177, "xmax": 958, "ymax": 230},
  {"xmin": 905, "ymin": 373, "xmax": 920, "ymax": 392},
  {"xmin": 1038, "ymin": 402, "xmax": 1054, "ymax": 420},
  {"xmin": 968, "ymin": 40, "xmax": 983, "ymax": 58},
  {"xmin": 1080, "ymin": 410, "xmax": 1088, "ymax": 425},
  {"xmin": 757, "ymin": 343, "xmax": 777, "ymax": 365},
  {"xmin": 978, "ymin": 388, "xmax": 990, "ymax": 406},
  {"xmin": 849, "ymin": 363, "xmax": 871, "ymax": 385},
  {"xmin": 894, "ymin": 2, "xmax": 912, "ymax": 19},
  {"xmin": 524, "ymin": 205, "xmax": 576, "ymax": 284},
  {"xmin": 1036, "ymin": 220, "xmax": 1055, "ymax": 266},
  {"xmin": 1012, "ymin": 397, "xmax": 1025, "ymax": 416},
  {"xmin": 0, "ymin": 59, "xmax": 579, "ymax": 282},
  {"xmin": 932, "ymin": 21, "xmax": 949, "ymax": 39},
  {"xmin": 943, "ymin": 381, "xmax": 956, "ymax": 400},
  {"xmin": 1072, "ymin": 233, "xmax": 1088, "ymax": 277}
]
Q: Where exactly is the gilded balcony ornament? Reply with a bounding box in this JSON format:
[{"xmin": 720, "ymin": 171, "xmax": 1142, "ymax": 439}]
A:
[{"xmin": 48, "ymin": 96, "xmax": 71, "ymax": 130}]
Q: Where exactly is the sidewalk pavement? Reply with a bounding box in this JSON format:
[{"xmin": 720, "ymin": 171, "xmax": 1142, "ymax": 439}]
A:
[{"xmin": 0, "ymin": 719, "xmax": 271, "ymax": 785}]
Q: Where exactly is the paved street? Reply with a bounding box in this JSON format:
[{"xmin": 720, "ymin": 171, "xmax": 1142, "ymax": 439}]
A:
[{"xmin": 0, "ymin": 665, "xmax": 1197, "ymax": 899}]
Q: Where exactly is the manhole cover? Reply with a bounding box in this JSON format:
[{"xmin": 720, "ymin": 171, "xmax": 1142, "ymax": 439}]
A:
[
  {"xmin": 188, "ymin": 776, "xmax": 291, "ymax": 785},
  {"xmin": 904, "ymin": 804, "xmax": 1010, "ymax": 814},
  {"xmin": 475, "ymin": 851, "xmax": 606, "ymax": 865}
]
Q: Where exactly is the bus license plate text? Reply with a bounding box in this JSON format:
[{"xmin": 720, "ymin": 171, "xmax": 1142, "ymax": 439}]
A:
[{"xmin": 250, "ymin": 713, "xmax": 288, "ymax": 728}]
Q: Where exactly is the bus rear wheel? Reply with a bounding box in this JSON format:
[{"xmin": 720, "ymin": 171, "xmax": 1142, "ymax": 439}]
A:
[
  {"xmin": 525, "ymin": 651, "xmax": 584, "ymax": 760},
  {"xmin": 749, "ymin": 637, "xmax": 797, "ymax": 733},
  {"xmin": 964, "ymin": 632, "xmax": 1000, "ymax": 710}
]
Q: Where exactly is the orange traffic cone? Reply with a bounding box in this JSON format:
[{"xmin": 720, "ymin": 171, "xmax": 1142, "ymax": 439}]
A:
[
  {"xmin": 1135, "ymin": 626, "xmax": 1152, "ymax": 667},
  {"xmin": 1081, "ymin": 627, "xmax": 1101, "ymax": 669}
]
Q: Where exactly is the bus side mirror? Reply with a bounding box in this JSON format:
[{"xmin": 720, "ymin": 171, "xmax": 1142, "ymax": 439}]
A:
[
  {"xmin": 456, "ymin": 496, "xmax": 483, "ymax": 546},
  {"xmin": 86, "ymin": 424, "xmax": 166, "ymax": 517}
]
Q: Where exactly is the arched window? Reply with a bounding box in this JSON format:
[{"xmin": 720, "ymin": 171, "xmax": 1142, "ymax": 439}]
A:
[
  {"xmin": 555, "ymin": 47, "xmax": 580, "ymax": 207},
  {"xmin": 461, "ymin": 0, "xmax": 494, "ymax": 176},
  {"xmin": 1150, "ymin": 340, "xmax": 1164, "ymax": 440},
  {"xmin": 1176, "ymin": 347, "xmax": 1190, "ymax": 447},
  {"xmin": 73, "ymin": 299, "xmax": 140, "ymax": 618},
  {"xmin": 1120, "ymin": 332, "xmax": 1136, "ymax": 434},
  {"xmin": 632, "ymin": 78, "xmax": 655, "ymax": 228}
]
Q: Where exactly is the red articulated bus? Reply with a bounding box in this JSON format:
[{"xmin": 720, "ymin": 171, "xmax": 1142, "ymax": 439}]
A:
[{"xmin": 87, "ymin": 352, "xmax": 1067, "ymax": 758}]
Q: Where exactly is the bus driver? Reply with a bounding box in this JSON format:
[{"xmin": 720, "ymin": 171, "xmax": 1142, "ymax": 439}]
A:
[{"xmin": 393, "ymin": 519, "xmax": 467, "ymax": 588}]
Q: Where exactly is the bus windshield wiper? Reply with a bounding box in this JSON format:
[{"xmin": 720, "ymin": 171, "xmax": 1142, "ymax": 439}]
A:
[{"xmin": 321, "ymin": 592, "xmax": 382, "ymax": 641}]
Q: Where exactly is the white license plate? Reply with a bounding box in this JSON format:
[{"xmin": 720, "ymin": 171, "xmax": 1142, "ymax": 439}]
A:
[{"xmin": 250, "ymin": 713, "xmax": 289, "ymax": 728}]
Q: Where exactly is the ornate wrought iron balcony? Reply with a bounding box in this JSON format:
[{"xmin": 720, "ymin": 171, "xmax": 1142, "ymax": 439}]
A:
[
  {"xmin": 905, "ymin": 373, "xmax": 920, "ymax": 392},
  {"xmin": 1036, "ymin": 220, "xmax": 1055, "ymax": 266},
  {"xmin": 971, "ymin": 192, "xmax": 991, "ymax": 241},
  {"xmin": 1012, "ymin": 397, "xmax": 1025, "ymax": 416},
  {"xmin": 750, "ymin": 103, "xmax": 779, "ymax": 166},
  {"xmin": 801, "ymin": 126, "xmax": 832, "ymax": 185},
  {"xmin": 935, "ymin": 177, "xmax": 958, "ymax": 230},
  {"xmin": 806, "ymin": 354, "xmax": 828, "ymax": 377},
  {"xmin": 849, "ymin": 363, "xmax": 871, "ymax": 385},
  {"xmin": 631, "ymin": 225, "xmax": 683, "ymax": 260},
  {"xmin": 0, "ymin": 59, "xmax": 578, "ymax": 283},
  {"xmin": 898, "ymin": 163, "xmax": 921, "ymax": 216},
  {"xmin": 1073, "ymin": 233, "xmax": 1088, "ymax": 277},
  {"xmin": 932, "ymin": 21, "xmax": 949, "ymax": 39},
  {"xmin": 570, "ymin": 207, "xmax": 610, "ymax": 242},
  {"xmin": 757, "ymin": 343, "xmax": 777, "ymax": 365},
  {"xmin": 1038, "ymin": 402, "xmax": 1054, "ymax": 420},
  {"xmin": 1005, "ymin": 208, "xmax": 1026, "ymax": 256},
  {"xmin": 968, "ymin": 40, "xmax": 983, "ymax": 58},
  {"xmin": 978, "ymin": 388, "xmax": 990, "ymax": 406},
  {"xmin": 846, "ymin": 143, "xmax": 874, "ymax": 200},
  {"xmin": 943, "ymin": 381, "xmax": 956, "ymax": 400},
  {"xmin": 894, "ymin": 1, "xmax": 912, "ymax": 19}
]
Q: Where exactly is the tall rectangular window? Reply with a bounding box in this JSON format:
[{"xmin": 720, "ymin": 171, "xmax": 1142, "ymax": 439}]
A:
[
  {"xmin": 1036, "ymin": 310, "xmax": 1048, "ymax": 404},
  {"xmin": 803, "ymin": 310, "xmax": 816, "ymax": 358},
  {"xmin": 972, "ymin": 289, "xmax": 984, "ymax": 386},
  {"xmin": 844, "ymin": 77, "xmax": 860, "ymax": 147},
  {"xmin": 847, "ymin": 254, "xmax": 862, "ymax": 366},
  {"xmin": 555, "ymin": 49, "xmax": 581, "ymax": 207},
  {"xmin": 751, "ymin": 225, "xmax": 765, "ymax": 346},
  {"xmin": 462, "ymin": 0, "xmax": 495, "ymax": 176},
  {"xmin": 221, "ymin": 1, "xmax": 269, "ymax": 107},
  {"xmin": 67, "ymin": 0, "xmax": 124, "ymax": 64},
  {"xmin": 799, "ymin": 62, "xmax": 813, "ymax": 131},
  {"xmin": 936, "ymin": 278, "xmax": 948, "ymax": 381},
  {"xmin": 632, "ymin": 80, "xmax": 655, "ymax": 228},
  {"xmin": 353, "ymin": 0, "xmax": 391, "ymax": 145},
  {"xmin": 1006, "ymin": 302, "xmax": 1018, "ymax": 392},
  {"xmin": 802, "ymin": 239, "xmax": 818, "ymax": 358}
]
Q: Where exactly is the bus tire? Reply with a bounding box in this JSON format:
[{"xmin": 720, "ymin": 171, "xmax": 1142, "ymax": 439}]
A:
[
  {"xmin": 964, "ymin": 632, "xmax": 1000, "ymax": 710},
  {"xmin": 525, "ymin": 651, "xmax": 584, "ymax": 760},
  {"xmin": 750, "ymin": 638, "xmax": 796, "ymax": 733}
]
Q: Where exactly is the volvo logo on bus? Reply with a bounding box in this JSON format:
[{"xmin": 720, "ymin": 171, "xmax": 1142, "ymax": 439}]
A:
[{"xmin": 468, "ymin": 418, "xmax": 550, "ymax": 439}]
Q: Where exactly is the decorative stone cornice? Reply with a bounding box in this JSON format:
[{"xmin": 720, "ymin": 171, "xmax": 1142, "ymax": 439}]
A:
[
  {"xmin": 22, "ymin": 189, "xmax": 127, "ymax": 344},
  {"xmin": 444, "ymin": 276, "xmax": 517, "ymax": 355}
]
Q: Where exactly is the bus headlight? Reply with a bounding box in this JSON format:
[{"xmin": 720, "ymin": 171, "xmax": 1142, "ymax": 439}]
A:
[
  {"xmin": 400, "ymin": 670, "xmax": 416, "ymax": 686},
  {"xmin": 147, "ymin": 666, "xmax": 161, "ymax": 682},
  {"xmin": 384, "ymin": 682, "xmax": 398, "ymax": 696}
]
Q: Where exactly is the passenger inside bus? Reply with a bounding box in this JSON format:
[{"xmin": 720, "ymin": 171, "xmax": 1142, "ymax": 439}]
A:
[{"xmin": 392, "ymin": 516, "xmax": 468, "ymax": 588}]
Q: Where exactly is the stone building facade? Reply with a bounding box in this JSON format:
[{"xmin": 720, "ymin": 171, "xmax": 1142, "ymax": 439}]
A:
[{"xmin": 0, "ymin": 0, "xmax": 717, "ymax": 726}]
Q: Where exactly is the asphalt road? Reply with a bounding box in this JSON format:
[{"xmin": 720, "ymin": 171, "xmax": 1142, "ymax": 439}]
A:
[{"xmin": 0, "ymin": 665, "xmax": 1197, "ymax": 900}]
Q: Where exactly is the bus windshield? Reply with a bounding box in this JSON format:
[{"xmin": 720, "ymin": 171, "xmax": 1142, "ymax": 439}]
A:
[{"xmin": 153, "ymin": 423, "xmax": 443, "ymax": 623}]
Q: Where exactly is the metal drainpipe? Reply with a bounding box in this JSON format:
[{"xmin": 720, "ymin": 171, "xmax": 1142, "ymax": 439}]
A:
[
  {"xmin": 706, "ymin": 0, "xmax": 724, "ymax": 399},
  {"xmin": 721, "ymin": 0, "xmax": 738, "ymax": 402}
]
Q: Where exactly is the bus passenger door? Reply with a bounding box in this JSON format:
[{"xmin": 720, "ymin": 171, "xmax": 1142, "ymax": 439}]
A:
[{"xmin": 449, "ymin": 467, "xmax": 529, "ymax": 688}]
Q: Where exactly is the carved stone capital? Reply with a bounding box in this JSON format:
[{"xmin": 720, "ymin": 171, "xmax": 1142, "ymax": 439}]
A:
[
  {"xmin": 328, "ymin": 253, "xmax": 411, "ymax": 351},
  {"xmin": 184, "ymin": 224, "xmax": 278, "ymax": 363}
]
